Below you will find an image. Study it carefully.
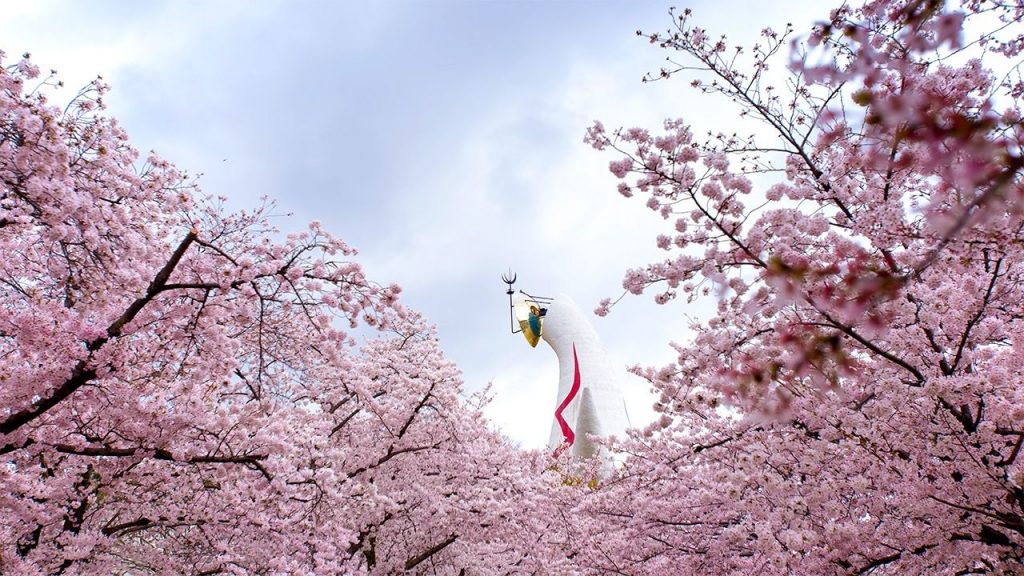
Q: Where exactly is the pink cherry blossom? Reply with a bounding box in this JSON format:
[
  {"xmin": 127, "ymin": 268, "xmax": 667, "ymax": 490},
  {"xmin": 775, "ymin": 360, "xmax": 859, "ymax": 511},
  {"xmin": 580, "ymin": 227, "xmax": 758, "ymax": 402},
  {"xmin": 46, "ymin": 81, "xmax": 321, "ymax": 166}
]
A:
[
  {"xmin": 0, "ymin": 52, "xmax": 569, "ymax": 575},
  {"xmin": 585, "ymin": 1, "xmax": 1024, "ymax": 573}
]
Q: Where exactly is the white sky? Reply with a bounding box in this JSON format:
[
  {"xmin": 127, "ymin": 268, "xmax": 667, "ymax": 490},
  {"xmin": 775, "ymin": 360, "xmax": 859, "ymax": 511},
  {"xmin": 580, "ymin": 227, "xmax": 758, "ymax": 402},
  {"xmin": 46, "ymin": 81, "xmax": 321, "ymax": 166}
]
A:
[{"xmin": 2, "ymin": 0, "xmax": 826, "ymax": 449}]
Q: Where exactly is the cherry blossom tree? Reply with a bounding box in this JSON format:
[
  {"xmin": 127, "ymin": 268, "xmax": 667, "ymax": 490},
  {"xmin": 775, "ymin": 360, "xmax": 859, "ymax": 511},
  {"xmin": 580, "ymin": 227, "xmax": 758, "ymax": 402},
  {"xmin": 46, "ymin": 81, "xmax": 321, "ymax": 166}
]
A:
[
  {"xmin": 13, "ymin": 0, "xmax": 1024, "ymax": 572},
  {"xmin": 0, "ymin": 52, "xmax": 570, "ymax": 575},
  {"xmin": 582, "ymin": 0, "xmax": 1024, "ymax": 573}
]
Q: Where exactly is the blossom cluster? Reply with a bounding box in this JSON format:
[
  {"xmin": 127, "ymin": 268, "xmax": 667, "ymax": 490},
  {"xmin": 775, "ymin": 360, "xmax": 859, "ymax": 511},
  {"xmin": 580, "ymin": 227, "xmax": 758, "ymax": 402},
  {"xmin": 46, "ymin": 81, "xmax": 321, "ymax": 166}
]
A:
[{"xmin": 580, "ymin": 1, "xmax": 1024, "ymax": 573}]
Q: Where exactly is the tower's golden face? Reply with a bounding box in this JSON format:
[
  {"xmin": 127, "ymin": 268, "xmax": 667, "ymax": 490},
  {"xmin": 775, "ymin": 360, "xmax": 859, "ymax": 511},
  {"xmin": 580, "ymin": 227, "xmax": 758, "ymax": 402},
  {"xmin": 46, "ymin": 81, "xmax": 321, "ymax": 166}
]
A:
[{"xmin": 512, "ymin": 294, "xmax": 543, "ymax": 347}]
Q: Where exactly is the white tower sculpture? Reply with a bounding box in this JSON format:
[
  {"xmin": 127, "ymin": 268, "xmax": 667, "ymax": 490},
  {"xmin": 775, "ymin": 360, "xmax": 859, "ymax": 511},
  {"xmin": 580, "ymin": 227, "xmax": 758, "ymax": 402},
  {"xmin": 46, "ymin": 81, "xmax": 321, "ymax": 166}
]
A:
[{"xmin": 509, "ymin": 289, "xmax": 631, "ymax": 459}]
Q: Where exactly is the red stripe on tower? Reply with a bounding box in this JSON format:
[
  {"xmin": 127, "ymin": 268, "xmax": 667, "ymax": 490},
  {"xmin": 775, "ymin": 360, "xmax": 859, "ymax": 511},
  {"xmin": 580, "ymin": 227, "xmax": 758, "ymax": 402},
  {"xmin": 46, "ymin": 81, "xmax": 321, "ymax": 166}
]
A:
[{"xmin": 552, "ymin": 343, "xmax": 581, "ymax": 457}]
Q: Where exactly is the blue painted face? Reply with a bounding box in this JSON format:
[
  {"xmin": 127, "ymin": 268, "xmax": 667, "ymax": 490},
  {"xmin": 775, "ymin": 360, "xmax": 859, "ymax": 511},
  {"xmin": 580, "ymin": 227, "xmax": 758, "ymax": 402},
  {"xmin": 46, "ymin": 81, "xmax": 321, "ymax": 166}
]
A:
[{"xmin": 527, "ymin": 305, "xmax": 543, "ymax": 341}]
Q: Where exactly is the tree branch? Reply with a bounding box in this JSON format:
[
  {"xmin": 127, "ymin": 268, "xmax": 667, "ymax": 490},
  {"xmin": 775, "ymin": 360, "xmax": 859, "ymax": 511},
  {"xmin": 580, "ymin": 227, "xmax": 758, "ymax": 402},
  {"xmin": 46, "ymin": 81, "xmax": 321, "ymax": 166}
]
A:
[
  {"xmin": 0, "ymin": 230, "xmax": 197, "ymax": 436},
  {"xmin": 405, "ymin": 533, "xmax": 458, "ymax": 571},
  {"xmin": 52, "ymin": 443, "xmax": 272, "ymax": 481}
]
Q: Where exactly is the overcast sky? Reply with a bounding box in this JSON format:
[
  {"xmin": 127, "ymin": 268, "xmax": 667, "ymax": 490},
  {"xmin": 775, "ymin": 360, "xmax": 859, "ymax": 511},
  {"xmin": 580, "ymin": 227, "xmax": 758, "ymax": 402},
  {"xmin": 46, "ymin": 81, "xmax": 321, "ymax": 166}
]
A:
[{"xmin": 2, "ymin": 0, "xmax": 825, "ymax": 448}]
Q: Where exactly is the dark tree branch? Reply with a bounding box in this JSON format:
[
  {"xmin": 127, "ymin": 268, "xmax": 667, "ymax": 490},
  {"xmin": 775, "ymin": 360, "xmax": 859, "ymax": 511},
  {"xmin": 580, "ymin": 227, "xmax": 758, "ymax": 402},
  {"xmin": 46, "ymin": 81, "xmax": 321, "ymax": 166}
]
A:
[
  {"xmin": 52, "ymin": 444, "xmax": 272, "ymax": 481},
  {"xmin": 0, "ymin": 230, "xmax": 197, "ymax": 437},
  {"xmin": 405, "ymin": 533, "xmax": 458, "ymax": 571},
  {"xmin": 949, "ymin": 258, "xmax": 1003, "ymax": 374}
]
